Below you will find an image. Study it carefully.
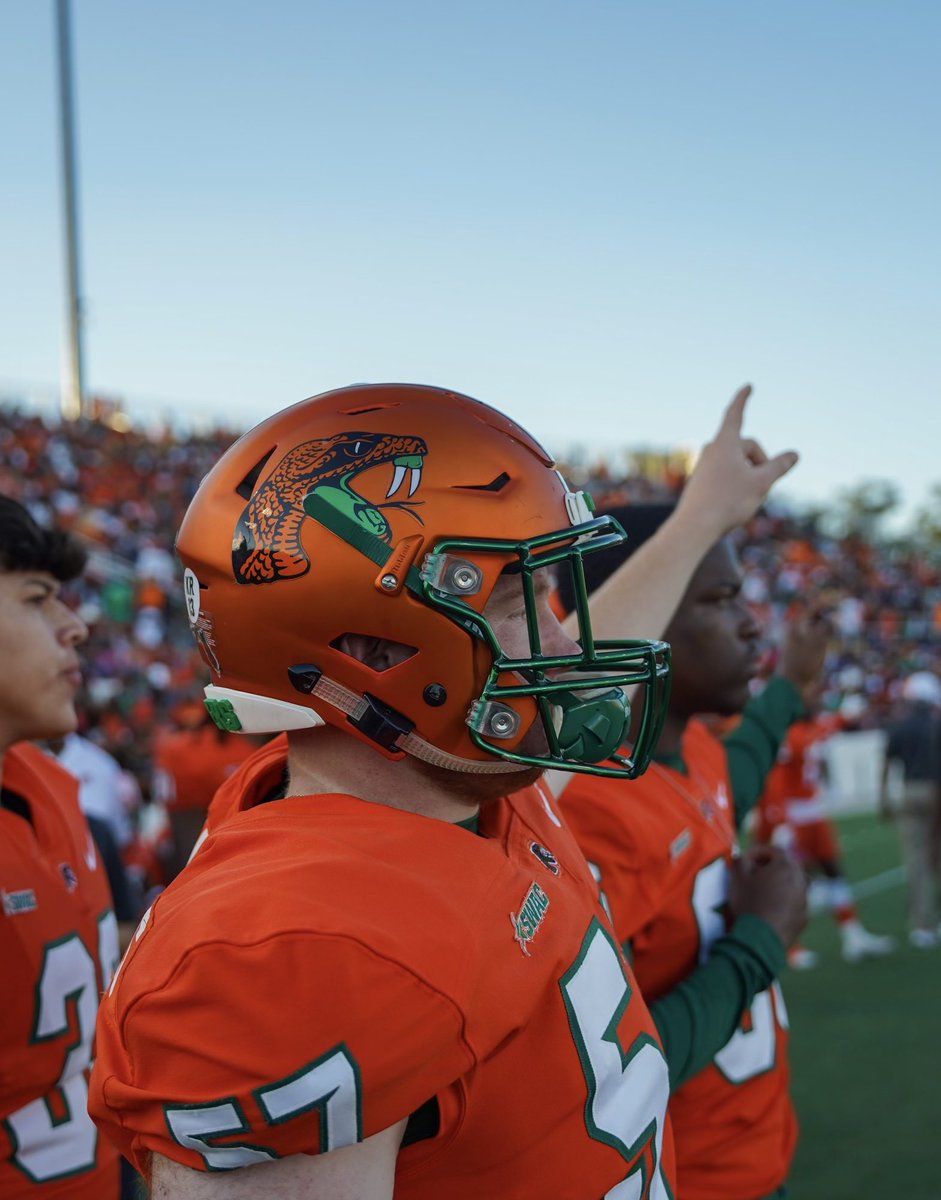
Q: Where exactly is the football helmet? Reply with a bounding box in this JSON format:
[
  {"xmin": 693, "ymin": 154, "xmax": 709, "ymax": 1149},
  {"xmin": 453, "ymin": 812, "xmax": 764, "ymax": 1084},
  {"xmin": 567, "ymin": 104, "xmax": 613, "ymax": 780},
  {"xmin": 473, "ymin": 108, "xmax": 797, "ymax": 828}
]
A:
[{"xmin": 176, "ymin": 383, "xmax": 669, "ymax": 777}]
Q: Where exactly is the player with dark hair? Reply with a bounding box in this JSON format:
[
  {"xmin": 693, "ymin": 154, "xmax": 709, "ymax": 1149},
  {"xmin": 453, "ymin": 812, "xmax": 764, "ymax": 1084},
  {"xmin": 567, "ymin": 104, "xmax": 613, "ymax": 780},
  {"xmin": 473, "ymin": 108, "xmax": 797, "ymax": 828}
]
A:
[
  {"xmin": 90, "ymin": 383, "xmax": 797, "ymax": 1199},
  {"xmin": 559, "ymin": 502, "xmax": 826, "ymax": 1200},
  {"xmin": 0, "ymin": 495, "xmax": 121, "ymax": 1199}
]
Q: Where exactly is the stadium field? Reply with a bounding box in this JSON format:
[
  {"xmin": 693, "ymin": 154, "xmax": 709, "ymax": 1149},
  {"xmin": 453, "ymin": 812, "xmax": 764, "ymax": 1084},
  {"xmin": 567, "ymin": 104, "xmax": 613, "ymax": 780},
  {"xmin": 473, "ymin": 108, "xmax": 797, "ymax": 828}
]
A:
[{"xmin": 782, "ymin": 812, "xmax": 940, "ymax": 1199}]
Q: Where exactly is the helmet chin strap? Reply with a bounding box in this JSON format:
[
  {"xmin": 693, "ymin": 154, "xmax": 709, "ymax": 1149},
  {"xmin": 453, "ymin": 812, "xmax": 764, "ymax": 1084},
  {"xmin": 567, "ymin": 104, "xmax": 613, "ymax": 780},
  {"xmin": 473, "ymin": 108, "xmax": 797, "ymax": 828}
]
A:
[
  {"xmin": 399, "ymin": 730, "xmax": 531, "ymax": 775},
  {"xmin": 203, "ymin": 681, "xmax": 532, "ymax": 776},
  {"xmin": 311, "ymin": 675, "xmax": 530, "ymax": 774}
]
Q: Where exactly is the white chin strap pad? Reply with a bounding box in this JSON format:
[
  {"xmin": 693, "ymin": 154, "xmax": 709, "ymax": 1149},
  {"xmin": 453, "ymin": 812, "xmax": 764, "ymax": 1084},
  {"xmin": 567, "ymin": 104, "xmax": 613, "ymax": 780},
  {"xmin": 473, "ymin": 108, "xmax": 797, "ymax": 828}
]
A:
[{"xmin": 204, "ymin": 683, "xmax": 530, "ymax": 776}]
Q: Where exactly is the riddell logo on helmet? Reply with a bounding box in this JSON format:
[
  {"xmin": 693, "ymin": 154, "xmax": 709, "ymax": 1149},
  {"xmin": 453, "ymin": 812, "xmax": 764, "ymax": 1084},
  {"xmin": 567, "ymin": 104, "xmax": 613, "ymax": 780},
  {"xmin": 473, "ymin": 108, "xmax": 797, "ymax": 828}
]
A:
[{"xmin": 231, "ymin": 431, "xmax": 428, "ymax": 585}]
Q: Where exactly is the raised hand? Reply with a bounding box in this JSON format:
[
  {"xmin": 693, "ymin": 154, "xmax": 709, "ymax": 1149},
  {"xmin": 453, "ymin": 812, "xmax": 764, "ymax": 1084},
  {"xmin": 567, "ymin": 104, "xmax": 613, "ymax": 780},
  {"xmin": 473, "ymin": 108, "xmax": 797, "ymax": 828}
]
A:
[
  {"xmin": 777, "ymin": 605, "xmax": 832, "ymax": 706},
  {"xmin": 677, "ymin": 385, "xmax": 799, "ymax": 541},
  {"xmin": 560, "ymin": 386, "xmax": 800, "ymax": 743}
]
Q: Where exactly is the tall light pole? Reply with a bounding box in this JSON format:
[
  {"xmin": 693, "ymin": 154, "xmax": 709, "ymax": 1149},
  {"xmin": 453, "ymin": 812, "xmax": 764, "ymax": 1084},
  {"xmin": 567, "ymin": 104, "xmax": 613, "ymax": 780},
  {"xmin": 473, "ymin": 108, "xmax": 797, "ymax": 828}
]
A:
[{"xmin": 55, "ymin": 0, "xmax": 86, "ymax": 420}]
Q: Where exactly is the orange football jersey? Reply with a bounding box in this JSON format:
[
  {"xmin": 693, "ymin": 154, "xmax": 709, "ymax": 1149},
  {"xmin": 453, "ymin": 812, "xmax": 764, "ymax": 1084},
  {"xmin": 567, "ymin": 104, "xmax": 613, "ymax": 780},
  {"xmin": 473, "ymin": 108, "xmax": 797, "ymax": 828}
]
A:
[
  {"xmin": 91, "ymin": 745, "xmax": 674, "ymax": 1199},
  {"xmin": 761, "ymin": 717, "xmax": 830, "ymax": 806},
  {"xmin": 0, "ymin": 744, "xmax": 120, "ymax": 1199},
  {"xmin": 757, "ymin": 716, "xmax": 841, "ymax": 860},
  {"xmin": 562, "ymin": 721, "xmax": 795, "ymax": 1200},
  {"xmin": 152, "ymin": 723, "xmax": 258, "ymax": 812}
]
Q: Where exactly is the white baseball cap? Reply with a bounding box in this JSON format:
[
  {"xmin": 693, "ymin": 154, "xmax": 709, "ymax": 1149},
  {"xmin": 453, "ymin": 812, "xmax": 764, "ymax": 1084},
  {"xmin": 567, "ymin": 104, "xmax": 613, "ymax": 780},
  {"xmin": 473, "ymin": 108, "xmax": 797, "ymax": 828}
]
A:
[{"xmin": 902, "ymin": 671, "xmax": 941, "ymax": 706}]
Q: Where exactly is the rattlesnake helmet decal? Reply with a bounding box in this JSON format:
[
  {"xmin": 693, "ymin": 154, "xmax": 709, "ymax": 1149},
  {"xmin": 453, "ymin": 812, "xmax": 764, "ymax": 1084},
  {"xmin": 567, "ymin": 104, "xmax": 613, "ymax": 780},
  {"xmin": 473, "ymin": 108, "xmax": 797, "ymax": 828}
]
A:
[{"xmin": 232, "ymin": 431, "xmax": 428, "ymax": 583}]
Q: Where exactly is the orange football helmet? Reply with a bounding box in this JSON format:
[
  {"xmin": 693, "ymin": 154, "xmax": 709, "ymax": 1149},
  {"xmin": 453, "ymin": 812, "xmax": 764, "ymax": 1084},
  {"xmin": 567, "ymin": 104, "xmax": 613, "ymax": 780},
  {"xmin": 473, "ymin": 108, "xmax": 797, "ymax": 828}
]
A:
[{"xmin": 176, "ymin": 384, "xmax": 669, "ymax": 777}]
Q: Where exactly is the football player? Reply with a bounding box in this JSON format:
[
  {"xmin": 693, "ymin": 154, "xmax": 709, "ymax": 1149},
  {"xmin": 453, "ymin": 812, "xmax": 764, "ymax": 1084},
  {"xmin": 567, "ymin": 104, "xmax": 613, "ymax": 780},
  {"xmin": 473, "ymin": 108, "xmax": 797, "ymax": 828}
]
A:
[
  {"xmin": 756, "ymin": 702, "xmax": 895, "ymax": 966},
  {"xmin": 90, "ymin": 383, "xmax": 796, "ymax": 1199},
  {"xmin": 0, "ymin": 495, "xmax": 121, "ymax": 1199},
  {"xmin": 559, "ymin": 502, "xmax": 827, "ymax": 1200}
]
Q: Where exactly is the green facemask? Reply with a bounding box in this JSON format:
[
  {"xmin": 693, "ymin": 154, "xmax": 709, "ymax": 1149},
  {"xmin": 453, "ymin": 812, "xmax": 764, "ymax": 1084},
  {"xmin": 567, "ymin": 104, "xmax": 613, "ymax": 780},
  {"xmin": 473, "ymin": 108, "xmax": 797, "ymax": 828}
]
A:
[{"xmin": 300, "ymin": 497, "xmax": 670, "ymax": 778}]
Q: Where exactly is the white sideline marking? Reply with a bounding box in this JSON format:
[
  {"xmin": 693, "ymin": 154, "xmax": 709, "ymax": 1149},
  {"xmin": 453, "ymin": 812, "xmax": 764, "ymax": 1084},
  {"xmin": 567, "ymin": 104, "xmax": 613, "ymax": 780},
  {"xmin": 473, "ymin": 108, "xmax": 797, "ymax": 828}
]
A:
[
  {"xmin": 851, "ymin": 865, "xmax": 906, "ymax": 901},
  {"xmin": 808, "ymin": 867, "xmax": 906, "ymax": 914}
]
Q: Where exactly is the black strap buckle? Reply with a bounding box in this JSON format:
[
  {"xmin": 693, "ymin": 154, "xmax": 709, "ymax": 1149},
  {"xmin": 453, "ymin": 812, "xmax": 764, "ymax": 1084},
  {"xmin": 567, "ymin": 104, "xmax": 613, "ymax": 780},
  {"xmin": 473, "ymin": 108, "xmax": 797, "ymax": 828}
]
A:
[
  {"xmin": 287, "ymin": 663, "xmax": 324, "ymax": 694},
  {"xmin": 348, "ymin": 693, "xmax": 415, "ymax": 751}
]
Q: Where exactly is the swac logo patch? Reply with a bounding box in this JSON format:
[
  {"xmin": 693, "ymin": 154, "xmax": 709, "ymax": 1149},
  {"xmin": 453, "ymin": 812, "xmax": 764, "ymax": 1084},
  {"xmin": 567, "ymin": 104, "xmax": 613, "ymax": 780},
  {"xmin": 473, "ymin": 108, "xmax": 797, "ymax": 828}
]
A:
[
  {"xmin": 1, "ymin": 888, "xmax": 37, "ymax": 916},
  {"xmin": 670, "ymin": 829, "xmax": 692, "ymax": 861},
  {"xmin": 510, "ymin": 881, "xmax": 551, "ymax": 956},
  {"xmin": 59, "ymin": 863, "xmax": 78, "ymax": 891},
  {"xmin": 231, "ymin": 432, "xmax": 428, "ymax": 584},
  {"xmin": 529, "ymin": 841, "xmax": 560, "ymax": 875}
]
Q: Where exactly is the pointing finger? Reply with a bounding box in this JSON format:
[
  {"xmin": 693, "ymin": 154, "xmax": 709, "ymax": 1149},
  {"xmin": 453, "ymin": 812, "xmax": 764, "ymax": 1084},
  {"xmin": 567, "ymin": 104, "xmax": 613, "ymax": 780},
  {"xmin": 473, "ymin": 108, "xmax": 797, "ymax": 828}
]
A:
[{"xmin": 717, "ymin": 384, "xmax": 753, "ymax": 439}]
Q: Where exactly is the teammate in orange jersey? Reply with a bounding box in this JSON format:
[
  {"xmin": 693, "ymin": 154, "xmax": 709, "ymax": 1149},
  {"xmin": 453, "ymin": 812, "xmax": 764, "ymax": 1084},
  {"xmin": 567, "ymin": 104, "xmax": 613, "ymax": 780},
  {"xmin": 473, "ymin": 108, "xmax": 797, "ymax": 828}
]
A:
[
  {"xmin": 152, "ymin": 710, "xmax": 259, "ymax": 879},
  {"xmin": 0, "ymin": 495, "xmax": 121, "ymax": 1200},
  {"xmin": 756, "ymin": 709, "xmax": 895, "ymax": 966},
  {"xmin": 559, "ymin": 502, "xmax": 827, "ymax": 1200},
  {"xmin": 91, "ymin": 384, "xmax": 797, "ymax": 1199}
]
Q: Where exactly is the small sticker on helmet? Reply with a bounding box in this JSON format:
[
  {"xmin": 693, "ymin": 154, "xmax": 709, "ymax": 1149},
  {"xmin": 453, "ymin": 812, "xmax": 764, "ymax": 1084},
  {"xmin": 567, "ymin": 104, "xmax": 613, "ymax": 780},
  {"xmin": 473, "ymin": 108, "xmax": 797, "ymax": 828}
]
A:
[{"xmin": 183, "ymin": 568, "xmax": 201, "ymax": 624}]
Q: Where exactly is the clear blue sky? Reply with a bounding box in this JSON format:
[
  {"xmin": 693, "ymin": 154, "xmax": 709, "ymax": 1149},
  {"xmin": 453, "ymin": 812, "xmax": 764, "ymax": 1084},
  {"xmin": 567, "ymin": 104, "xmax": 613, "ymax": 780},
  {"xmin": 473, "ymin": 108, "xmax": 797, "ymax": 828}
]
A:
[{"xmin": 3, "ymin": 1, "xmax": 939, "ymax": 520}]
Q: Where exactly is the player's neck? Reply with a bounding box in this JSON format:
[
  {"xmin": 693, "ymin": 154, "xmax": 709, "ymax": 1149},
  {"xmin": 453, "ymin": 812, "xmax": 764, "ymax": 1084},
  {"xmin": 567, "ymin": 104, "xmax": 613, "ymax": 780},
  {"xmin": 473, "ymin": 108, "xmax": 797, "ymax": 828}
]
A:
[
  {"xmin": 0, "ymin": 734, "xmax": 14, "ymax": 791},
  {"xmin": 285, "ymin": 726, "xmax": 482, "ymax": 824},
  {"xmin": 654, "ymin": 711, "xmax": 687, "ymax": 758}
]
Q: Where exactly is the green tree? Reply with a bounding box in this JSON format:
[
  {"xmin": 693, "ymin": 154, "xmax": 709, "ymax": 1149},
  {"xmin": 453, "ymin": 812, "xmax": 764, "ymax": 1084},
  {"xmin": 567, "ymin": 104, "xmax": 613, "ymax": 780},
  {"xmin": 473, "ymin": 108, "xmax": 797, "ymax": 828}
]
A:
[
  {"xmin": 914, "ymin": 482, "xmax": 941, "ymax": 548},
  {"xmin": 832, "ymin": 479, "xmax": 901, "ymax": 538}
]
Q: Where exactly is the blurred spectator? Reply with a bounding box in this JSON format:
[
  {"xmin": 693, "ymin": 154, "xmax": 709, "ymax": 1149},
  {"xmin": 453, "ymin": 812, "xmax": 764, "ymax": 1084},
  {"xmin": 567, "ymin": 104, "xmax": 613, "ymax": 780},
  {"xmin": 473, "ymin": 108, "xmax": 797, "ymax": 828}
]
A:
[
  {"xmin": 881, "ymin": 671, "xmax": 941, "ymax": 948},
  {"xmin": 44, "ymin": 730, "xmax": 140, "ymax": 849}
]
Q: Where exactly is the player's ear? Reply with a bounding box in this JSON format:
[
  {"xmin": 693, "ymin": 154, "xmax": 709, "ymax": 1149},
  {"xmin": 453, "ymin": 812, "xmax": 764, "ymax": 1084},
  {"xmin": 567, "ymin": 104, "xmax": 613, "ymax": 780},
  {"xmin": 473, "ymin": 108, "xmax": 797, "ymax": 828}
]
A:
[{"xmin": 333, "ymin": 633, "xmax": 416, "ymax": 672}]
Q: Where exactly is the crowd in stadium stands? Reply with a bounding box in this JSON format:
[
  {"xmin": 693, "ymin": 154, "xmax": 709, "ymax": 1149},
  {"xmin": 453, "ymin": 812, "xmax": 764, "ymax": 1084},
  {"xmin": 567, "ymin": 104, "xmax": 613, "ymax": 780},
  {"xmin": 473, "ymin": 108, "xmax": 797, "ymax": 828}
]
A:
[{"xmin": 3, "ymin": 403, "xmax": 939, "ymax": 890}]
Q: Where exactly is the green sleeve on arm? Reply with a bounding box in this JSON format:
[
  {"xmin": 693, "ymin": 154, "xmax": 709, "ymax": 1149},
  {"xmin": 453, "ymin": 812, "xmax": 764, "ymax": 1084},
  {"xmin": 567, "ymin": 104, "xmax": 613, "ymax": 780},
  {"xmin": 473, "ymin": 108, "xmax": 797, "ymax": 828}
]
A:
[
  {"xmin": 649, "ymin": 914, "xmax": 786, "ymax": 1090},
  {"xmin": 724, "ymin": 676, "xmax": 805, "ymax": 827}
]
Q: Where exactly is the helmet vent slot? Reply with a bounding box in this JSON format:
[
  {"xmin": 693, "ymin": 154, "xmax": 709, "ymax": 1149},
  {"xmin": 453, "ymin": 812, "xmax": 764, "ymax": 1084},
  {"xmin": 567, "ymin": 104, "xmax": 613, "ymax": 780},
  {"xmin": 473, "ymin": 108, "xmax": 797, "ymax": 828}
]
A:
[
  {"xmin": 329, "ymin": 633, "xmax": 418, "ymax": 673},
  {"xmin": 235, "ymin": 447, "xmax": 276, "ymax": 500},
  {"xmin": 452, "ymin": 471, "xmax": 511, "ymax": 493}
]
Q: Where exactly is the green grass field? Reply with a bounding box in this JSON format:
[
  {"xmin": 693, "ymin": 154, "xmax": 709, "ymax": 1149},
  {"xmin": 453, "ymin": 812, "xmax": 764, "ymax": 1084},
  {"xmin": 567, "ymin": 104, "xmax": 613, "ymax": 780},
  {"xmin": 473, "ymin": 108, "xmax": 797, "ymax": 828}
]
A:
[{"xmin": 781, "ymin": 812, "xmax": 941, "ymax": 1199}]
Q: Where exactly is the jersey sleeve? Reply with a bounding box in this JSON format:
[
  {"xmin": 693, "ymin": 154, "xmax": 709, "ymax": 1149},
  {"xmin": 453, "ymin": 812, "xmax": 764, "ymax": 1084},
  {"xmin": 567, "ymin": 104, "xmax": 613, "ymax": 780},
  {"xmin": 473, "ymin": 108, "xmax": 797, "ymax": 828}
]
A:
[
  {"xmin": 723, "ymin": 676, "xmax": 805, "ymax": 826},
  {"xmin": 648, "ymin": 914, "xmax": 786, "ymax": 1089},
  {"xmin": 90, "ymin": 926, "xmax": 475, "ymax": 1177}
]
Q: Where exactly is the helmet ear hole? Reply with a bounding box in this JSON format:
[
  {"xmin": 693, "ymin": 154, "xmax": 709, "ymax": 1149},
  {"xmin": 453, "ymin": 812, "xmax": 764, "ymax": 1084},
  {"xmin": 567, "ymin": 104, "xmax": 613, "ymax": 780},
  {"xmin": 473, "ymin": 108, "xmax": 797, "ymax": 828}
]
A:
[{"xmin": 330, "ymin": 633, "xmax": 418, "ymax": 673}]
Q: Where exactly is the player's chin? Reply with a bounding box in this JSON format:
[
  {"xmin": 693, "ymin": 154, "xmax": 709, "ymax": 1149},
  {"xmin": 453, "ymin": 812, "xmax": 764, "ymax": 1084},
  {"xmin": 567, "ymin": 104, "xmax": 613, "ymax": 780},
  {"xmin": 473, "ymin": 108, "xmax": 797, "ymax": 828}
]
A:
[
  {"xmin": 33, "ymin": 701, "xmax": 80, "ymax": 743},
  {"xmin": 716, "ymin": 680, "xmax": 753, "ymax": 716}
]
